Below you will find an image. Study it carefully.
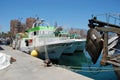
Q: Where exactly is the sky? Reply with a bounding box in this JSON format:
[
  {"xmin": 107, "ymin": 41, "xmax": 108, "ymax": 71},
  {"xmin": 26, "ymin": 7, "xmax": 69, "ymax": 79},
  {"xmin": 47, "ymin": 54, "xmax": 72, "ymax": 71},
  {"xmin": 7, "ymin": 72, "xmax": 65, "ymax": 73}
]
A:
[{"xmin": 0, "ymin": 0, "xmax": 120, "ymax": 32}]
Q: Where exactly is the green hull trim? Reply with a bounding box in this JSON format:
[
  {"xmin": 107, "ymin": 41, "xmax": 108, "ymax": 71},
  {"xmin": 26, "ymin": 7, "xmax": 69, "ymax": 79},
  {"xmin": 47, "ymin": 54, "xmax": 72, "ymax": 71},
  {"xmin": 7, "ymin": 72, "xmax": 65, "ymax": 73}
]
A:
[{"xmin": 27, "ymin": 26, "xmax": 55, "ymax": 32}]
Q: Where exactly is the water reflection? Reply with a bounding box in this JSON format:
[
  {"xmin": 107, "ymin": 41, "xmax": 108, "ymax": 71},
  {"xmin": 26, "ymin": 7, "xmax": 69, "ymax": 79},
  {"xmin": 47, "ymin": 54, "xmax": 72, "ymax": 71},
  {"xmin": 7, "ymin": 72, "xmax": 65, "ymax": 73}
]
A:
[
  {"xmin": 57, "ymin": 51, "xmax": 117, "ymax": 80},
  {"xmin": 59, "ymin": 52, "xmax": 91, "ymax": 67}
]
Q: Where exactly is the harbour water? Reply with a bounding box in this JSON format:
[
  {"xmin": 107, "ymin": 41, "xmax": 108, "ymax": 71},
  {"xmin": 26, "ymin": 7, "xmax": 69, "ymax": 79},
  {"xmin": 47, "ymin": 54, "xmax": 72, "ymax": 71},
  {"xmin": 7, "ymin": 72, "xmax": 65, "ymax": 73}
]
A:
[{"xmin": 56, "ymin": 51, "xmax": 117, "ymax": 80}]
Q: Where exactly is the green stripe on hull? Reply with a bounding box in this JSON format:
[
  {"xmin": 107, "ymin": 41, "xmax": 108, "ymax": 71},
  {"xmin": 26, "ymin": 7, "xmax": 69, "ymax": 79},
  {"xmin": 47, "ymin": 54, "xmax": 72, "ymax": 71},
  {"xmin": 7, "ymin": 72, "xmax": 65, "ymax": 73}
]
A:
[{"xmin": 27, "ymin": 26, "xmax": 55, "ymax": 32}]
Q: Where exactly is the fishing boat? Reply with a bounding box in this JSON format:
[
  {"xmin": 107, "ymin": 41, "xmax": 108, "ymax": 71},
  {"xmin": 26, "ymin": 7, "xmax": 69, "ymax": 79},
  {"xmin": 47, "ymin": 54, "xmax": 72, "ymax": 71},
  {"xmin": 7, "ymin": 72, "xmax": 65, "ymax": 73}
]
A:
[{"xmin": 12, "ymin": 18, "xmax": 68, "ymax": 59}]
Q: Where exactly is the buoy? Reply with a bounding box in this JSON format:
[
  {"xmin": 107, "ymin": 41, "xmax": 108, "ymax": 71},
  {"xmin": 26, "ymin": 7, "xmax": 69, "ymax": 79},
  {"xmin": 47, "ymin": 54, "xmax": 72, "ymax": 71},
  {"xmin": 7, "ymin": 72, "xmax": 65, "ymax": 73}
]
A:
[{"xmin": 30, "ymin": 50, "xmax": 38, "ymax": 57}]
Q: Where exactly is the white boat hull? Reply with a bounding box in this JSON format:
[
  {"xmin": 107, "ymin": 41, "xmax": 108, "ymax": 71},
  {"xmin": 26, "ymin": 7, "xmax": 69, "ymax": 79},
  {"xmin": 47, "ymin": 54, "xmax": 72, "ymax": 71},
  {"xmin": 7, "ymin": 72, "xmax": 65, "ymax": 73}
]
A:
[
  {"xmin": 63, "ymin": 39, "xmax": 86, "ymax": 54},
  {"xmin": 14, "ymin": 38, "xmax": 67, "ymax": 59},
  {"xmin": 33, "ymin": 43, "xmax": 66, "ymax": 59},
  {"xmin": 75, "ymin": 39, "xmax": 86, "ymax": 51},
  {"xmin": 63, "ymin": 42, "xmax": 77, "ymax": 54}
]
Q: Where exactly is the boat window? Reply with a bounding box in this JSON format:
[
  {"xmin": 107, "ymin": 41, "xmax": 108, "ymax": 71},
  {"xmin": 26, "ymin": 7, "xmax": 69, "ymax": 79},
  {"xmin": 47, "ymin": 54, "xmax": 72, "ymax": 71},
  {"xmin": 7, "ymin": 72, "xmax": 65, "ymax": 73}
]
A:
[
  {"xmin": 36, "ymin": 31, "xmax": 39, "ymax": 35},
  {"xmin": 38, "ymin": 30, "xmax": 54, "ymax": 36},
  {"xmin": 25, "ymin": 40, "xmax": 29, "ymax": 46},
  {"xmin": 39, "ymin": 31, "xmax": 41, "ymax": 34},
  {"xmin": 44, "ymin": 31, "xmax": 48, "ymax": 34},
  {"xmin": 33, "ymin": 31, "xmax": 39, "ymax": 36},
  {"xmin": 34, "ymin": 31, "xmax": 36, "ymax": 35},
  {"xmin": 42, "ymin": 31, "xmax": 45, "ymax": 34}
]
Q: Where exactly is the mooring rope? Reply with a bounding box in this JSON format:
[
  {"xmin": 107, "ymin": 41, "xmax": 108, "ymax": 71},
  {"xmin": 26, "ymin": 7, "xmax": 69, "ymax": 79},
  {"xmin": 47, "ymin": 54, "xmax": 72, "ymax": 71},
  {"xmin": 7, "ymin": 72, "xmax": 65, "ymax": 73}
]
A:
[
  {"xmin": 71, "ymin": 68, "xmax": 115, "ymax": 72},
  {"xmin": 55, "ymin": 64, "xmax": 120, "ymax": 73},
  {"xmin": 67, "ymin": 66, "xmax": 112, "ymax": 69}
]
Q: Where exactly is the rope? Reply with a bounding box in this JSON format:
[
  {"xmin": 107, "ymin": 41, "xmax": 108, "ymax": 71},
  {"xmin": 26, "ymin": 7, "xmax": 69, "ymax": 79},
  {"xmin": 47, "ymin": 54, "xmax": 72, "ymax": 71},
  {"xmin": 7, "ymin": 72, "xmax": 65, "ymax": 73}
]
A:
[
  {"xmin": 56, "ymin": 64, "xmax": 120, "ymax": 72},
  {"xmin": 71, "ymin": 66, "xmax": 120, "ymax": 72},
  {"xmin": 54, "ymin": 64, "xmax": 120, "ymax": 73},
  {"xmin": 68, "ymin": 66, "xmax": 112, "ymax": 69},
  {"xmin": 71, "ymin": 69, "xmax": 115, "ymax": 72}
]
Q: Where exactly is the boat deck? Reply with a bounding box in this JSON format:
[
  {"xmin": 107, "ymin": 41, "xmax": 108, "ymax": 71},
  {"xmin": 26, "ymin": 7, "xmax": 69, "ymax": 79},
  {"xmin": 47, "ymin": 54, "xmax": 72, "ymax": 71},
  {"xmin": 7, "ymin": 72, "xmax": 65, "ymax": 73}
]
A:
[{"xmin": 0, "ymin": 45, "xmax": 92, "ymax": 80}]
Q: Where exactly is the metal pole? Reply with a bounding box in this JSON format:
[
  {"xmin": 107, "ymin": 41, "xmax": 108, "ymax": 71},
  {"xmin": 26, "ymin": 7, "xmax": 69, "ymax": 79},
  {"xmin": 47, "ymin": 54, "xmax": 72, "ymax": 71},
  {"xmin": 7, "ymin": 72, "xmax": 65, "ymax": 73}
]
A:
[
  {"xmin": 44, "ymin": 40, "xmax": 52, "ymax": 67},
  {"xmin": 44, "ymin": 40, "xmax": 49, "ymax": 59}
]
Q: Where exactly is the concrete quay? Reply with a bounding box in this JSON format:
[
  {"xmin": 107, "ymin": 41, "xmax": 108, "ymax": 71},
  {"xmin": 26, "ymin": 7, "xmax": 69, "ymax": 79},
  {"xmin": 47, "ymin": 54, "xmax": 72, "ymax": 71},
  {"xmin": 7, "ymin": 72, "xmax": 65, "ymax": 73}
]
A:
[{"xmin": 0, "ymin": 45, "xmax": 93, "ymax": 80}]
